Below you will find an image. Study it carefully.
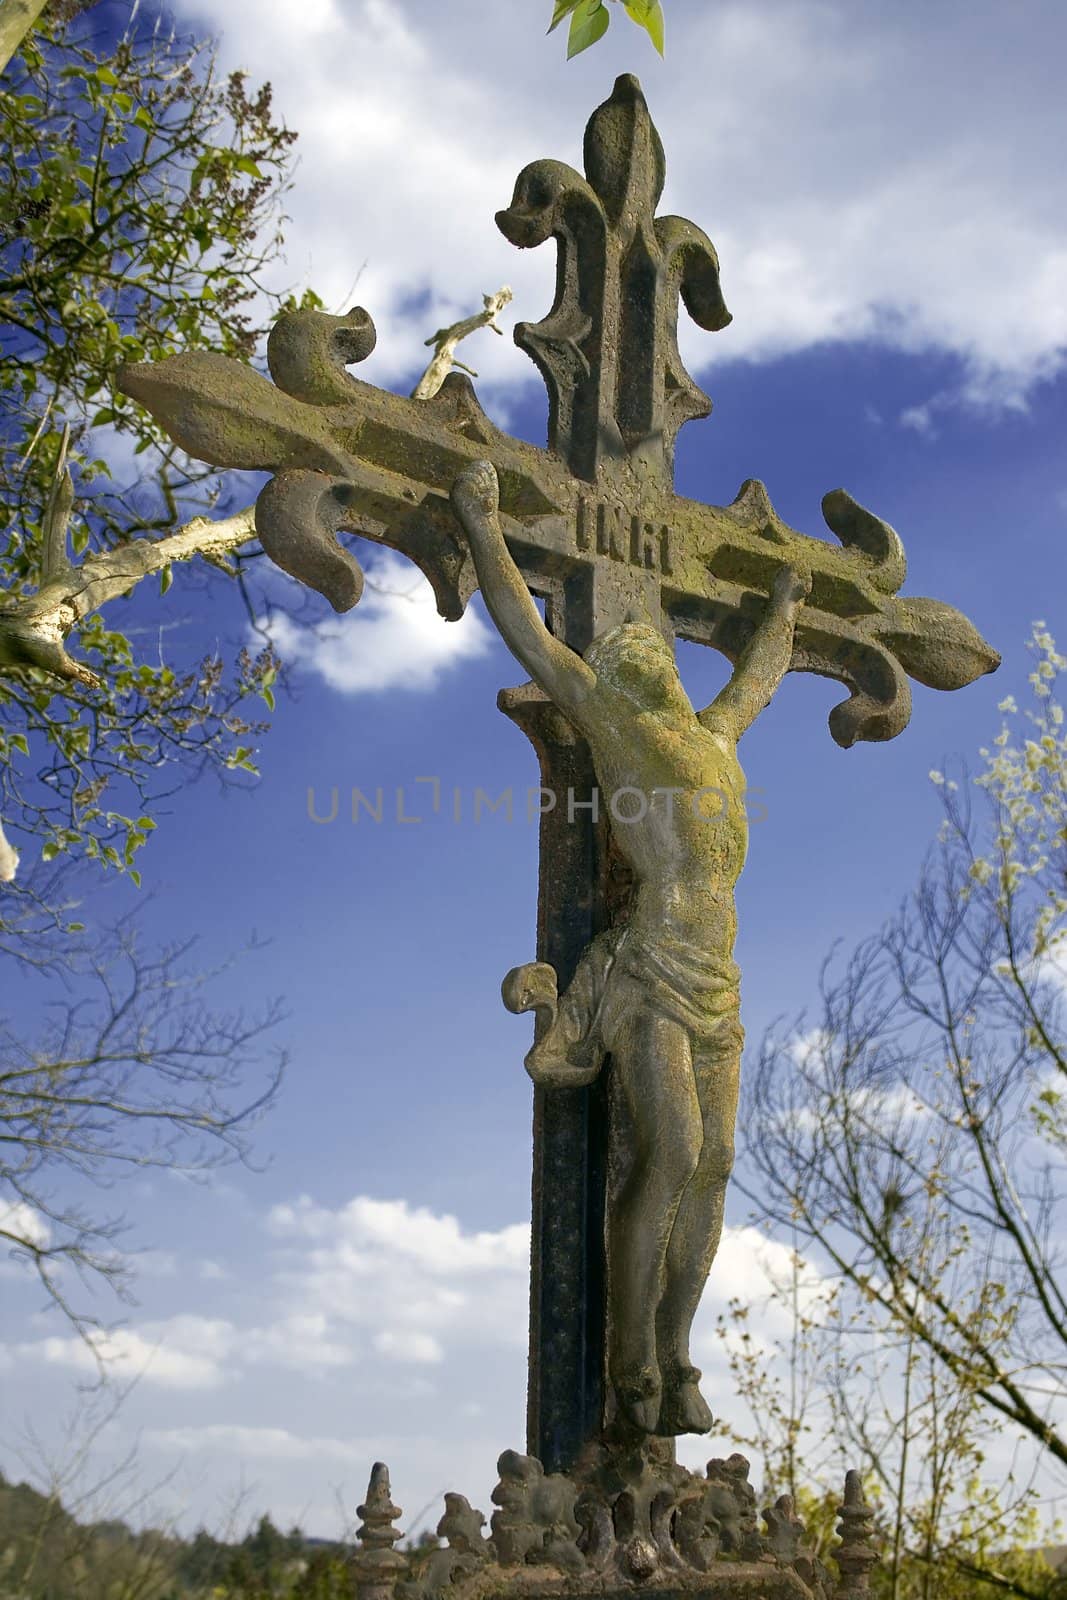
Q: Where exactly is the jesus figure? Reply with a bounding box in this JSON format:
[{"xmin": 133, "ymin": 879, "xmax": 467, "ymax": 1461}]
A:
[{"xmin": 451, "ymin": 460, "xmax": 809, "ymax": 1440}]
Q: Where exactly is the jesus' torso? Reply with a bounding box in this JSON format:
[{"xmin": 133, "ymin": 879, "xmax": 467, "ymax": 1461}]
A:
[{"xmin": 586, "ymin": 704, "xmax": 748, "ymax": 955}]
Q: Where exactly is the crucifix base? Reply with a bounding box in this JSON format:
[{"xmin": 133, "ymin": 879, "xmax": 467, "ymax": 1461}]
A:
[{"xmin": 349, "ymin": 1452, "xmax": 878, "ymax": 1600}]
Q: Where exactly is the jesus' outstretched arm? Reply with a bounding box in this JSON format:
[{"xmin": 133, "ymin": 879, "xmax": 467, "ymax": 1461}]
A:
[
  {"xmin": 451, "ymin": 461, "xmax": 596, "ymax": 723},
  {"xmin": 699, "ymin": 565, "xmax": 811, "ymax": 740}
]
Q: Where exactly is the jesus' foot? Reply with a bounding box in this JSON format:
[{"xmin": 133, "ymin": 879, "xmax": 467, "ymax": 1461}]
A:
[
  {"xmin": 611, "ymin": 1364, "xmax": 662, "ymax": 1435},
  {"xmin": 656, "ymin": 1362, "xmax": 714, "ymax": 1436}
]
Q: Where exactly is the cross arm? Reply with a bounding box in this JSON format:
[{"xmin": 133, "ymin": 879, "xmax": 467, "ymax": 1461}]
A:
[
  {"xmin": 665, "ymin": 480, "xmax": 1000, "ymax": 747},
  {"xmin": 116, "ymin": 305, "xmax": 568, "ymax": 626}
]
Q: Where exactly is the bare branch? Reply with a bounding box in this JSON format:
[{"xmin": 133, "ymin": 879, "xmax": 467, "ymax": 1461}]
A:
[
  {"xmin": 410, "ymin": 286, "xmax": 513, "ymax": 400},
  {"xmin": 0, "ymin": 905, "xmax": 285, "ymax": 1334}
]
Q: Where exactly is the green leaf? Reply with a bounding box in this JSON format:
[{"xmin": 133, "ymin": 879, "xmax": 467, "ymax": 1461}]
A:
[
  {"xmin": 568, "ymin": 0, "xmax": 609, "ymax": 56},
  {"xmin": 71, "ymin": 522, "xmax": 89, "ymax": 556},
  {"xmin": 134, "ymin": 107, "xmax": 154, "ymax": 131},
  {"xmin": 41, "ymin": 841, "xmax": 60, "ymax": 861},
  {"xmin": 159, "ymin": 563, "xmax": 173, "ymax": 595},
  {"xmin": 235, "ymin": 155, "xmax": 263, "ymax": 179},
  {"xmin": 91, "ymin": 408, "xmax": 117, "ymax": 427},
  {"xmin": 638, "ymin": 0, "xmax": 665, "ymax": 53},
  {"xmin": 261, "ymin": 685, "xmax": 275, "ymax": 712},
  {"xmin": 10, "ymin": 733, "xmax": 29, "ymax": 756},
  {"xmin": 113, "ymin": 92, "xmax": 133, "ymax": 115},
  {"xmin": 548, "ymin": 0, "xmax": 581, "ymax": 30},
  {"xmin": 66, "ymin": 922, "xmax": 85, "ymax": 933},
  {"xmin": 129, "ymin": 869, "xmax": 142, "ymax": 888},
  {"xmin": 95, "ymin": 66, "xmax": 119, "ymax": 87}
]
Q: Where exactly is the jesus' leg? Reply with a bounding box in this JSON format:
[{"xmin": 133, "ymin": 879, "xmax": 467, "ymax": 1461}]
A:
[
  {"xmin": 604, "ymin": 1002, "xmax": 703, "ymax": 1433},
  {"xmin": 653, "ymin": 1021, "xmax": 742, "ymax": 1435}
]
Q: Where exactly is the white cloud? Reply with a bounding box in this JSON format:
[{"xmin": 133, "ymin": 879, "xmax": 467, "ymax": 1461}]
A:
[
  {"xmin": 374, "ymin": 1329, "xmax": 444, "ymax": 1365},
  {"xmin": 243, "ymin": 1314, "xmax": 356, "ymax": 1372},
  {"xmin": 261, "ymin": 551, "xmax": 493, "ymax": 695},
  {"xmin": 134, "ymin": 1249, "xmax": 179, "ymax": 1278},
  {"xmin": 267, "ymin": 1194, "xmax": 529, "ymax": 1356},
  {"xmin": 899, "ymin": 403, "xmax": 936, "ymax": 438},
  {"xmin": 168, "ymin": 0, "xmax": 1066, "ymax": 420},
  {"xmin": 145, "ymin": 1424, "xmax": 369, "ymax": 1465},
  {"xmin": 22, "ymin": 1319, "xmax": 235, "ymax": 1390},
  {"xmin": 17, "ymin": 1308, "xmax": 358, "ymax": 1390},
  {"xmin": 7, "ymin": 1194, "xmax": 529, "ymax": 1421},
  {"xmin": 270, "ymin": 1194, "xmax": 528, "ymax": 1273}
]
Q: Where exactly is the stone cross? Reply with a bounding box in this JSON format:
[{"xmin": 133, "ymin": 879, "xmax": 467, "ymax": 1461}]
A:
[{"xmin": 118, "ymin": 74, "xmax": 997, "ymax": 1475}]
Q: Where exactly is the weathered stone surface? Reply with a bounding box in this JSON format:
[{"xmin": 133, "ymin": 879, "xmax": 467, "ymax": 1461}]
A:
[
  {"xmin": 357, "ymin": 1450, "xmax": 850, "ymax": 1600},
  {"xmin": 492, "ymin": 1451, "xmax": 585, "ymax": 1572}
]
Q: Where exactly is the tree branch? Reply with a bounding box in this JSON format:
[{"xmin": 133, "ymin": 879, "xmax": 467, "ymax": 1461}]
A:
[
  {"xmin": 410, "ymin": 286, "xmax": 512, "ymax": 400},
  {"xmin": 0, "ymin": 470, "xmax": 257, "ymax": 689}
]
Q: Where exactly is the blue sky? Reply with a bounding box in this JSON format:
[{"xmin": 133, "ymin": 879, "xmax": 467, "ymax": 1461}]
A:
[{"xmin": 2, "ymin": 0, "xmax": 1066, "ymax": 1544}]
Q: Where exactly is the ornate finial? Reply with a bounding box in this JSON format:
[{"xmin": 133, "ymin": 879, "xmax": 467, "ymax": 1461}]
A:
[
  {"xmin": 436, "ymin": 1494, "xmax": 490, "ymax": 1558},
  {"xmin": 763, "ymin": 1493, "xmax": 805, "ymax": 1565},
  {"xmin": 352, "ymin": 1463, "xmax": 408, "ymax": 1600},
  {"xmin": 497, "ymin": 75, "xmax": 730, "ymax": 486},
  {"xmin": 764, "ymin": 1492, "xmax": 827, "ymax": 1592},
  {"xmin": 489, "ymin": 1450, "xmax": 583, "ymax": 1572},
  {"xmin": 834, "ymin": 1470, "xmax": 879, "ymax": 1597}
]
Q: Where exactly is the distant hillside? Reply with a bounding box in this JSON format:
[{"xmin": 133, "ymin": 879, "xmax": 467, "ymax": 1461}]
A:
[{"xmin": 0, "ymin": 1471, "xmax": 356, "ymax": 1599}]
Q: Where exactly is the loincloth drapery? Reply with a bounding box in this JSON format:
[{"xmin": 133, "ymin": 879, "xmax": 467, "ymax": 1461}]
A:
[{"xmin": 558, "ymin": 924, "xmax": 743, "ymax": 1067}]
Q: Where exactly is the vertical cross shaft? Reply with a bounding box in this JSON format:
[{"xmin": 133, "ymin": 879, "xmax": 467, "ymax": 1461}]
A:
[
  {"xmin": 494, "ymin": 72, "xmax": 734, "ymax": 1471},
  {"xmin": 500, "ymin": 684, "xmax": 608, "ymax": 1470}
]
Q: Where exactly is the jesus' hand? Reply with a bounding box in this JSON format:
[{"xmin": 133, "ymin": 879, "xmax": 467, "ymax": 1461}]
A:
[{"xmin": 772, "ymin": 565, "xmax": 812, "ymax": 607}]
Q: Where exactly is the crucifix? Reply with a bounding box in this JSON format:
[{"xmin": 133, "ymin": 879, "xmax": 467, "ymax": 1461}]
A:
[{"xmin": 118, "ymin": 74, "xmax": 997, "ymax": 1478}]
